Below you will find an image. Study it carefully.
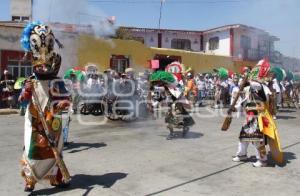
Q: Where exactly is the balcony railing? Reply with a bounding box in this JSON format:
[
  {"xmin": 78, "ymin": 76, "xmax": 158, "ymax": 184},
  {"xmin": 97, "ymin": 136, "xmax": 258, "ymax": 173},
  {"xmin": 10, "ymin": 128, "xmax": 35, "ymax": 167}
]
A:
[{"xmin": 236, "ymin": 48, "xmax": 282, "ymax": 63}]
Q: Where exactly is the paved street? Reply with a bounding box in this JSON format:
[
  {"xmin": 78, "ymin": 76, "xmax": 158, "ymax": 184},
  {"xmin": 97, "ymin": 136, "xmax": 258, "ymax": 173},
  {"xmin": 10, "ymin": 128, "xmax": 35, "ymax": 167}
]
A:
[{"xmin": 0, "ymin": 107, "xmax": 300, "ymax": 196}]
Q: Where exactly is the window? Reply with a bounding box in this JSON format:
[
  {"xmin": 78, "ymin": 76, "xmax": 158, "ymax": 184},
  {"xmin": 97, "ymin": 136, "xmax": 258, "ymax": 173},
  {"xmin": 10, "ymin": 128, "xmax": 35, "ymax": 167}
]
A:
[
  {"xmin": 11, "ymin": 16, "xmax": 21, "ymax": 21},
  {"xmin": 21, "ymin": 16, "xmax": 30, "ymax": 21},
  {"xmin": 110, "ymin": 55, "xmax": 129, "ymax": 73},
  {"xmin": 7, "ymin": 58, "xmax": 32, "ymax": 78},
  {"xmin": 240, "ymin": 35, "xmax": 252, "ymax": 59},
  {"xmin": 11, "ymin": 16, "xmax": 30, "ymax": 22},
  {"xmin": 171, "ymin": 39, "xmax": 191, "ymax": 50},
  {"xmin": 209, "ymin": 37, "xmax": 219, "ymax": 50},
  {"xmin": 240, "ymin": 35, "xmax": 251, "ymax": 49}
]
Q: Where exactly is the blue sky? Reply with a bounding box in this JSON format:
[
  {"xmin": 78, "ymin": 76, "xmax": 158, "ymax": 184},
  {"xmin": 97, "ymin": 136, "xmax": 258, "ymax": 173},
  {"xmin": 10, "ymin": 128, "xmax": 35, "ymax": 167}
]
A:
[
  {"xmin": 0, "ymin": 0, "xmax": 299, "ymax": 58},
  {"xmin": 0, "ymin": 0, "xmax": 10, "ymax": 20}
]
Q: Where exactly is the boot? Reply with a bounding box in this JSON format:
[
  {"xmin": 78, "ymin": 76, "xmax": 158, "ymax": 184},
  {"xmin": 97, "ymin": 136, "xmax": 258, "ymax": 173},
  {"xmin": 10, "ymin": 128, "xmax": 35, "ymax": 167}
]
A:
[
  {"xmin": 23, "ymin": 176, "xmax": 36, "ymax": 192},
  {"xmin": 166, "ymin": 124, "xmax": 174, "ymax": 140},
  {"xmin": 232, "ymin": 155, "xmax": 248, "ymax": 162},
  {"xmin": 252, "ymin": 160, "xmax": 267, "ymax": 167},
  {"xmin": 50, "ymin": 168, "xmax": 71, "ymax": 188},
  {"xmin": 182, "ymin": 127, "xmax": 189, "ymax": 137}
]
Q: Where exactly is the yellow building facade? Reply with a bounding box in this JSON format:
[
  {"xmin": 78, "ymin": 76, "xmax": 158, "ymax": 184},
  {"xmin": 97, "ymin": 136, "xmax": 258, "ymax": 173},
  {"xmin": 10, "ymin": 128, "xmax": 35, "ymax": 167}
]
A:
[{"xmin": 78, "ymin": 35, "xmax": 256, "ymax": 73}]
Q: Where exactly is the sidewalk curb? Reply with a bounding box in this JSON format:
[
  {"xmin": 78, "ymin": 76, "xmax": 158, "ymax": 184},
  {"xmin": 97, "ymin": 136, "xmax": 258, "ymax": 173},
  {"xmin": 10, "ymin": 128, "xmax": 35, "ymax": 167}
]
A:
[{"xmin": 0, "ymin": 109, "xmax": 19, "ymax": 115}]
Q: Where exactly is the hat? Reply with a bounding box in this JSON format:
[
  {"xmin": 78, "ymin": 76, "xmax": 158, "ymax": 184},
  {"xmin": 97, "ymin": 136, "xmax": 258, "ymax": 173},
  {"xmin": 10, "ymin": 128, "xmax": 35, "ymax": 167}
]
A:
[
  {"xmin": 228, "ymin": 70, "xmax": 234, "ymax": 78},
  {"xmin": 256, "ymin": 59, "xmax": 264, "ymax": 66},
  {"xmin": 257, "ymin": 58, "xmax": 270, "ymax": 79},
  {"xmin": 270, "ymin": 67, "xmax": 284, "ymax": 81},
  {"xmin": 104, "ymin": 69, "xmax": 112, "ymax": 73},
  {"xmin": 125, "ymin": 68, "xmax": 134, "ymax": 73},
  {"xmin": 241, "ymin": 66, "xmax": 250, "ymax": 75},
  {"xmin": 217, "ymin": 67, "xmax": 229, "ymax": 79},
  {"xmin": 150, "ymin": 71, "xmax": 175, "ymax": 84}
]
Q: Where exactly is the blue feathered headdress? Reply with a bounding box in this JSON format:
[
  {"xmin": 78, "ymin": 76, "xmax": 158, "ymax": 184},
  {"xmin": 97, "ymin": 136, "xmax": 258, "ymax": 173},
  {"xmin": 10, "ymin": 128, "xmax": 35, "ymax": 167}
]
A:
[{"xmin": 20, "ymin": 21, "xmax": 43, "ymax": 52}]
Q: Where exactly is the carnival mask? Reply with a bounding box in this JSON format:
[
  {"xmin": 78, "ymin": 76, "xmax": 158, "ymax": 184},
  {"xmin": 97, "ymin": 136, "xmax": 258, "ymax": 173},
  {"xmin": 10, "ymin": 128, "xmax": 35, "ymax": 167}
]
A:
[{"xmin": 30, "ymin": 25, "xmax": 55, "ymax": 65}]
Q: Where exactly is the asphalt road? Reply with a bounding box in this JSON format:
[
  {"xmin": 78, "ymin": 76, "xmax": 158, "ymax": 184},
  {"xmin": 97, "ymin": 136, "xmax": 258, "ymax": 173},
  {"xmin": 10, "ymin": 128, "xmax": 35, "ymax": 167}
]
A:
[{"xmin": 0, "ymin": 106, "xmax": 300, "ymax": 196}]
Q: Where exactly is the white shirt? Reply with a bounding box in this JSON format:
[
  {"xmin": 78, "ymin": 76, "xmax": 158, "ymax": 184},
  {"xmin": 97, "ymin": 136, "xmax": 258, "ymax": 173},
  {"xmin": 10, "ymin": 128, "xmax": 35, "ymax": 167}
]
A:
[
  {"xmin": 196, "ymin": 79, "xmax": 206, "ymax": 90},
  {"xmin": 272, "ymin": 79, "xmax": 281, "ymax": 93}
]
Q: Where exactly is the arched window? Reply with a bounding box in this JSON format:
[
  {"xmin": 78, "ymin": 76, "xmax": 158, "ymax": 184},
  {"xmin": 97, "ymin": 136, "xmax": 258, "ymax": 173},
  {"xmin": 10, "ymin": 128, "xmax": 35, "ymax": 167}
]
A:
[
  {"xmin": 209, "ymin": 37, "xmax": 219, "ymax": 50},
  {"xmin": 171, "ymin": 39, "xmax": 191, "ymax": 50}
]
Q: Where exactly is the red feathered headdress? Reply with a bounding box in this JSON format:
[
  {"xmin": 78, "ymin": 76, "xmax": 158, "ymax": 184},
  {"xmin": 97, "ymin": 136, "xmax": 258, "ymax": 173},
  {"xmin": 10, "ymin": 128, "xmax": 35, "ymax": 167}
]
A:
[
  {"xmin": 258, "ymin": 58, "xmax": 270, "ymax": 79},
  {"xmin": 241, "ymin": 66, "xmax": 249, "ymax": 75}
]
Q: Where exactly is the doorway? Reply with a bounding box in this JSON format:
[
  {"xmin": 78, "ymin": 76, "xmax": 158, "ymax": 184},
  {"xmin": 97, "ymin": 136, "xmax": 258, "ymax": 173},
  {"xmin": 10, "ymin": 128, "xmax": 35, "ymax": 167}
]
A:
[{"xmin": 154, "ymin": 54, "xmax": 181, "ymax": 71}]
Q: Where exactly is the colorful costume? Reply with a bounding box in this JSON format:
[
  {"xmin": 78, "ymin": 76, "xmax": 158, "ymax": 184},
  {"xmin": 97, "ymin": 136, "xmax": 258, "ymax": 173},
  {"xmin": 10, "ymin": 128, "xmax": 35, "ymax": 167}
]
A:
[
  {"xmin": 184, "ymin": 72, "xmax": 198, "ymax": 105},
  {"xmin": 150, "ymin": 71, "xmax": 194, "ymax": 140},
  {"xmin": 19, "ymin": 22, "xmax": 71, "ymax": 192},
  {"xmin": 232, "ymin": 59, "xmax": 283, "ymax": 167}
]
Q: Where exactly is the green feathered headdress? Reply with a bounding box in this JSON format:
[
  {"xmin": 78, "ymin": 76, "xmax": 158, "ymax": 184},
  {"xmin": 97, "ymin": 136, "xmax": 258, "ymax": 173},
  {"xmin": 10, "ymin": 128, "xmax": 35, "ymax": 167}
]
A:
[
  {"xmin": 218, "ymin": 67, "xmax": 228, "ymax": 79},
  {"xmin": 270, "ymin": 67, "xmax": 284, "ymax": 81},
  {"xmin": 150, "ymin": 71, "xmax": 175, "ymax": 84}
]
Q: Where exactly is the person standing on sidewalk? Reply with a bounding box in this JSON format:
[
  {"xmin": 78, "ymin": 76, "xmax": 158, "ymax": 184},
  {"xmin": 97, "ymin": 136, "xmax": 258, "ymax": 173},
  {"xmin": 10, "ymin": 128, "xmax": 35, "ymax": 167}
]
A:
[
  {"xmin": 0, "ymin": 70, "xmax": 15, "ymax": 108},
  {"xmin": 195, "ymin": 73, "xmax": 206, "ymax": 106}
]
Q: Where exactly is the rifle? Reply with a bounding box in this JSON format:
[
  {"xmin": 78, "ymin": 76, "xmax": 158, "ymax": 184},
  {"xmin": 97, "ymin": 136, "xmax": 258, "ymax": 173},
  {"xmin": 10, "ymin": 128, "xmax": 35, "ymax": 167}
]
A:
[
  {"xmin": 221, "ymin": 74, "xmax": 249, "ymax": 131},
  {"xmin": 31, "ymin": 80, "xmax": 71, "ymax": 183}
]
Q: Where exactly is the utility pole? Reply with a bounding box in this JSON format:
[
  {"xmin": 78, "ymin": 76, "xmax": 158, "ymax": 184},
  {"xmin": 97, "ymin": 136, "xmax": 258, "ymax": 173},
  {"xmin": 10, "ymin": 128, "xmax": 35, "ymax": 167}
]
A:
[
  {"xmin": 157, "ymin": 0, "xmax": 165, "ymax": 48},
  {"xmin": 158, "ymin": 0, "xmax": 165, "ymax": 30}
]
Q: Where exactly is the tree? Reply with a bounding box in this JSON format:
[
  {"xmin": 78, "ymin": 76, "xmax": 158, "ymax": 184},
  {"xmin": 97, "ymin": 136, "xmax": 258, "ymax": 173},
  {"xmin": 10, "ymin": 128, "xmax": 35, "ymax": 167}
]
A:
[{"xmin": 112, "ymin": 27, "xmax": 133, "ymax": 40}]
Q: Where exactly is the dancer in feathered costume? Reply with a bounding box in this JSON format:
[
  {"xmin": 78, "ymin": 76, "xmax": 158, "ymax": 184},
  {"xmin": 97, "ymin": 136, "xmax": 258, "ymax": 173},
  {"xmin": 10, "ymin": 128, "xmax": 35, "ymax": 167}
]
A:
[
  {"xmin": 19, "ymin": 21, "xmax": 71, "ymax": 192},
  {"xmin": 149, "ymin": 71, "xmax": 194, "ymax": 140},
  {"xmin": 232, "ymin": 58, "xmax": 284, "ymax": 167}
]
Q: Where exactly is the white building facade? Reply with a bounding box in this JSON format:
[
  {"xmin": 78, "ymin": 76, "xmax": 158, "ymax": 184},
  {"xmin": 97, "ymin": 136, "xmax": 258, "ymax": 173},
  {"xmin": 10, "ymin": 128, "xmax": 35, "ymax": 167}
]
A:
[
  {"xmin": 10, "ymin": 0, "xmax": 32, "ymax": 22},
  {"xmin": 0, "ymin": 22, "xmax": 79, "ymax": 78},
  {"xmin": 121, "ymin": 24, "xmax": 282, "ymax": 64},
  {"xmin": 203, "ymin": 29, "xmax": 231, "ymax": 56}
]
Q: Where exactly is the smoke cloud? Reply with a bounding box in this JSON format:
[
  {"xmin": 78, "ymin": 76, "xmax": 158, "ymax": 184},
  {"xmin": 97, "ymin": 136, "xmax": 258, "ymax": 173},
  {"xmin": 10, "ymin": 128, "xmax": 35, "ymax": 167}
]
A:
[
  {"xmin": 32, "ymin": 0, "xmax": 116, "ymax": 37},
  {"xmin": 235, "ymin": 0, "xmax": 300, "ymax": 59}
]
